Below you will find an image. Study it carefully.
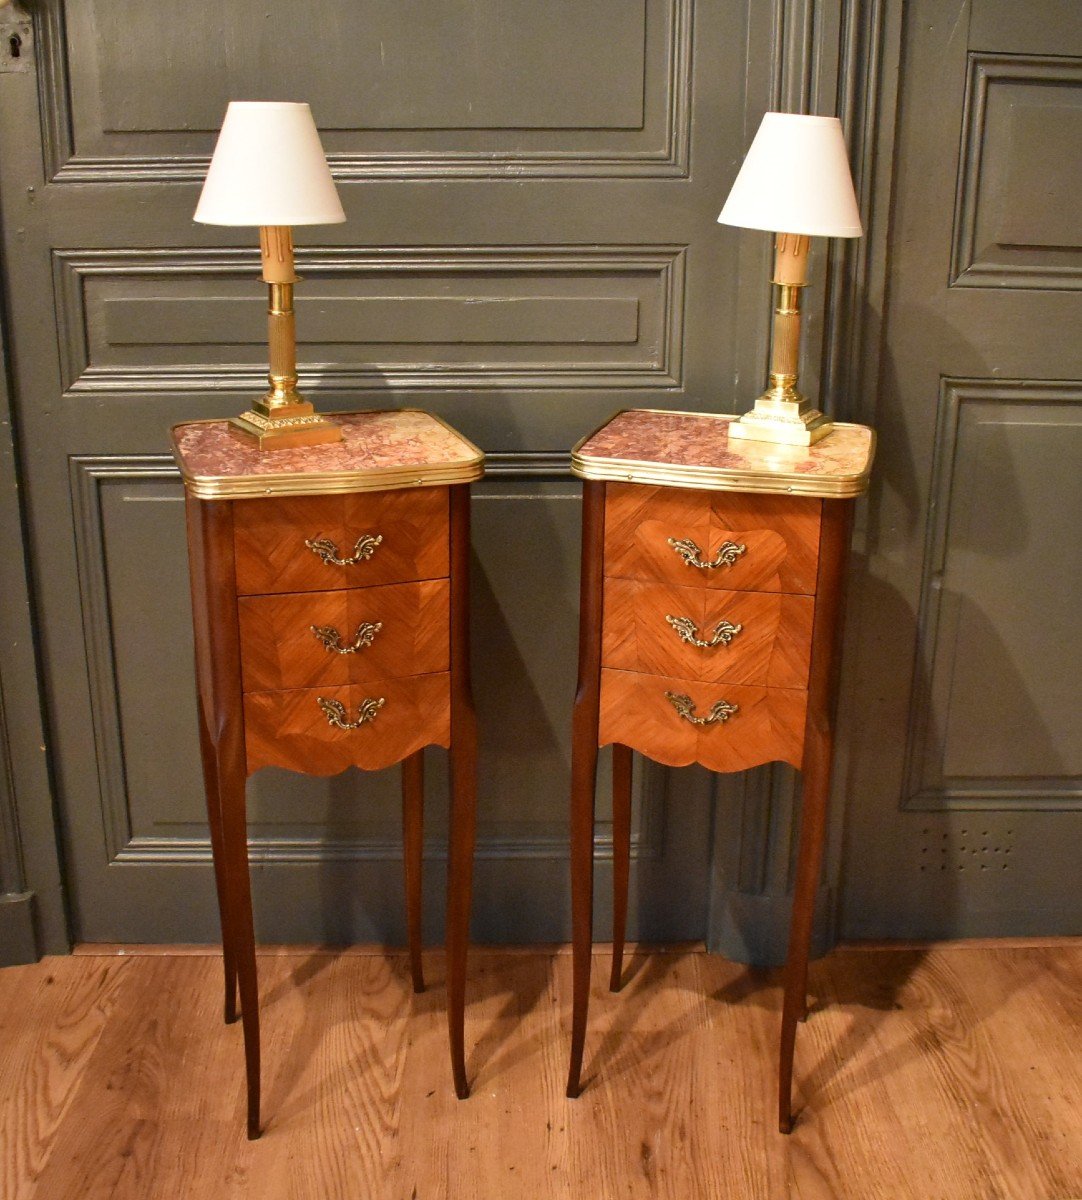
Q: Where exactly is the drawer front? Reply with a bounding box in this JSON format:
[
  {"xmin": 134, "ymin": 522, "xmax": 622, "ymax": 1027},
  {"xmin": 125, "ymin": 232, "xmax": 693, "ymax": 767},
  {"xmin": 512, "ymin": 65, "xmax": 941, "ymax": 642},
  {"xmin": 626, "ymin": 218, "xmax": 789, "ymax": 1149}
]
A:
[
  {"xmin": 244, "ymin": 673, "xmax": 451, "ymax": 775},
  {"xmin": 602, "ymin": 578, "xmax": 813, "ymax": 689},
  {"xmin": 238, "ymin": 579, "xmax": 449, "ymax": 692},
  {"xmin": 599, "ymin": 668, "xmax": 806, "ymax": 773},
  {"xmin": 604, "ymin": 483, "xmax": 821, "ymax": 595},
  {"xmin": 233, "ymin": 487, "xmax": 449, "ymax": 596}
]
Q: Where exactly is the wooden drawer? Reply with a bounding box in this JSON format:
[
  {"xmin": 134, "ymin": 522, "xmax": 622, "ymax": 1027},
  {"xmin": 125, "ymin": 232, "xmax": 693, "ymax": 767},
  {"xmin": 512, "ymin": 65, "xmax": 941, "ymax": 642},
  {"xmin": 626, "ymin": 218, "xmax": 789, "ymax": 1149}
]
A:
[
  {"xmin": 244, "ymin": 673, "xmax": 451, "ymax": 776},
  {"xmin": 233, "ymin": 487, "xmax": 449, "ymax": 596},
  {"xmin": 602, "ymin": 578, "xmax": 813, "ymax": 689},
  {"xmin": 238, "ymin": 579, "xmax": 449, "ymax": 692},
  {"xmin": 599, "ymin": 668, "xmax": 806, "ymax": 773},
  {"xmin": 603, "ymin": 483, "xmax": 821, "ymax": 595}
]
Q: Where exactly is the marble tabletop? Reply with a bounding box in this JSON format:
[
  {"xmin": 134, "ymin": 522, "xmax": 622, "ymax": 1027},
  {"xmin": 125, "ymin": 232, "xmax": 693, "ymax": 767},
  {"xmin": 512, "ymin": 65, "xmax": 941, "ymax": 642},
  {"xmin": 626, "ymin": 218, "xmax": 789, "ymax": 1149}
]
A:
[
  {"xmin": 172, "ymin": 409, "xmax": 485, "ymax": 500},
  {"xmin": 571, "ymin": 408, "xmax": 875, "ymax": 498}
]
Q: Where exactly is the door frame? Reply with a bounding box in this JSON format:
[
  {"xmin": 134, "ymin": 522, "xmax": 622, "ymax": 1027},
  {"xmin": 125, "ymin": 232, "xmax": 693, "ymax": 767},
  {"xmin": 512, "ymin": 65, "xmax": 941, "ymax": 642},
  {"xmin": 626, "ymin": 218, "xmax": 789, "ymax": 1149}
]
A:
[
  {"xmin": 0, "ymin": 247, "xmax": 69, "ymax": 962},
  {"xmin": 0, "ymin": 0, "xmax": 903, "ymax": 963}
]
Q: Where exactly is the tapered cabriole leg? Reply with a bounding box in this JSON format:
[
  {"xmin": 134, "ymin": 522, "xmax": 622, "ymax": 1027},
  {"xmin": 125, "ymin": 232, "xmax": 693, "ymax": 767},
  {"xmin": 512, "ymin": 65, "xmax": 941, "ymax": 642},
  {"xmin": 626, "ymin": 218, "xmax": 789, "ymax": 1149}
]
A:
[
  {"xmin": 779, "ymin": 499, "xmax": 853, "ymax": 1134},
  {"xmin": 195, "ymin": 692, "xmax": 238, "ymax": 1025},
  {"xmin": 567, "ymin": 481, "xmax": 605, "ymax": 1099},
  {"xmin": 778, "ymin": 750, "xmax": 829, "ymax": 1134},
  {"xmin": 186, "ymin": 494, "xmax": 238, "ymax": 1026},
  {"xmin": 609, "ymin": 743, "xmax": 633, "ymax": 992},
  {"xmin": 447, "ymin": 485, "xmax": 478, "ymax": 1099},
  {"xmin": 186, "ymin": 496, "xmax": 260, "ymax": 1136},
  {"xmin": 402, "ymin": 750, "xmax": 426, "ymax": 993},
  {"xmin": 220, "ymin": 763, "xmax": 261, "ymax": 1139}
]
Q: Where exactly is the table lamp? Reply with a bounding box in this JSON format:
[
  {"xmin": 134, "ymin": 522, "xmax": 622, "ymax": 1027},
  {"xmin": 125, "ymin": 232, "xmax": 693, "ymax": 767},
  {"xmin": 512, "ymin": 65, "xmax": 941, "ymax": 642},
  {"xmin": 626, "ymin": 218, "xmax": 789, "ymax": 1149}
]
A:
[
  {"xmin": 195, "ymin": 101, "xmax": 346, "ymax": 450},
  {"xmin": 718, "ymin": 112, "xmax": 862, "ymax": 446}
]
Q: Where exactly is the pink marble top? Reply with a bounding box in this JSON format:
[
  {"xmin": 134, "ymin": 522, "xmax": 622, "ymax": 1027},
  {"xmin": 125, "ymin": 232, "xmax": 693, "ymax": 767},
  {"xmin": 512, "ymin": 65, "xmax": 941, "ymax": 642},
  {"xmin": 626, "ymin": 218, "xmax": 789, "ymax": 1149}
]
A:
[
  {"xmin": 572, "ymin": 409, "xmax": 875, "ymax": 498},
  {"xmin": 172, "ymin": 409, "xmax": 484, "ymax": 499}
]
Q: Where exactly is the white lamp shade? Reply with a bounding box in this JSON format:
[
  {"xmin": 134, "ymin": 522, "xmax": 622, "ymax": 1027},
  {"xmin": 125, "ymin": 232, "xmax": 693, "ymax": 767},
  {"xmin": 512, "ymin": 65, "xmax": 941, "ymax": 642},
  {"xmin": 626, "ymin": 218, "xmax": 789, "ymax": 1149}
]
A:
[
  {"xmin": 718, "ymin": 113, "xmax": 862, "ymax": 238},
  {"xmin": 194, "ymin": 102, "xmax": 345, "ymax": 226}
]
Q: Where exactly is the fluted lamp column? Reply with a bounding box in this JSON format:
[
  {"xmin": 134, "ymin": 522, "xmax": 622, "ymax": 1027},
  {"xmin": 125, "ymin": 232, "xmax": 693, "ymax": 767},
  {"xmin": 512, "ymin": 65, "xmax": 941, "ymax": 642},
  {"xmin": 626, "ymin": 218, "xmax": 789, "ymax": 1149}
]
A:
[
  {"xmin": 195, "ymin": 102, "xmax": 346, "ymax": 450},
  {"xmin": 719, "ymin": 113, "xmax": 862, "ymax": 446}
]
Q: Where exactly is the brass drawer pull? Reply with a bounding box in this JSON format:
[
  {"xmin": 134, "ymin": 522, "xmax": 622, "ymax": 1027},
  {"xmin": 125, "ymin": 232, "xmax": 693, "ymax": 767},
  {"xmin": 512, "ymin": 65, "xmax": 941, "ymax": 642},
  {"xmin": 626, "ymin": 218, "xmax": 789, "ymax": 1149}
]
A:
[
  {"xmin": 665, "ymin": 614, "xmax": 743, "ymax": 649},
  {"xmin": 667, "ymin": 536, "xmax": 747, "ymax": 570},
  {"xmin": 317, "ymin": 695, "xmax": 385, "ymax": 729},
  {"xmin": 304, "ymin": 533, "xmax": 384, "ymax": 567},
  {"xmin": 665, "ymin": 691, "xmax": 739, "ymax": 726},
  {"xmin": 310, "ymin": 620, "xmax": 383, "ymax": 655}
]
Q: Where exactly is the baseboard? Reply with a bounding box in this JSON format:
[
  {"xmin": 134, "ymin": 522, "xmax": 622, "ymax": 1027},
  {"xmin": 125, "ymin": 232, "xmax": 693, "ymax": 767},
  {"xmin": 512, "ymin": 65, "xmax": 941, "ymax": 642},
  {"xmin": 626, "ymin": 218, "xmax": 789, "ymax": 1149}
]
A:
[
  {"xmin": 0, "ymin": 892, "xmax": 38, "ymax": 966},
  {"xmin": 706, "ymin": 886, "xmax": 833, "ymax": 968}
]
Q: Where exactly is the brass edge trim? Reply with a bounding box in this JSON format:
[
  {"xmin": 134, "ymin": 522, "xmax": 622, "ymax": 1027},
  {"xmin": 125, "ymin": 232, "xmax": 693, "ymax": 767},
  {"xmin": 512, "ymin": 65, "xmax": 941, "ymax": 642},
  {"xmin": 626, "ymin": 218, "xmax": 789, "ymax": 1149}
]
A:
[
  {"xmin": 171, "ymin": 408, "xmax": 486, "ymax": 500},
  {"xmin": 570, "ymin": 409, "xmax": 875, "ymax": 499},
  {"xmin": 180, "ymin": 460, "xmax": 485, "ymax": 500}
]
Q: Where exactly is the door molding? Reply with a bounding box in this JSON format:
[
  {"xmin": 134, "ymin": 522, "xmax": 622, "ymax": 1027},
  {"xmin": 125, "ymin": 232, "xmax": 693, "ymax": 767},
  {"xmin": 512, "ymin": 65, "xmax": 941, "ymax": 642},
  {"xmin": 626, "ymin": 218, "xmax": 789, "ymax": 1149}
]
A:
[
  {"xmin": 707, "ymin": 0, "xmax": 903, "ymax": 963},
  {"xmin": 0, "ymin": 251, "xmax": 68, "ymax": 961}
]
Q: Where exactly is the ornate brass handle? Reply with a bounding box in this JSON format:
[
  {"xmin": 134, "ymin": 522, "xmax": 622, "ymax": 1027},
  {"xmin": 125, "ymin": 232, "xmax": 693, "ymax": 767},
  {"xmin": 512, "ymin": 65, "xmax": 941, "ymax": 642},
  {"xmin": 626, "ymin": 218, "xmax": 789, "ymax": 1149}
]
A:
[
  {"xmin": 310, "ymin": 621, "xmax": 383, "ymax": 655},
  {"xmin": 317, "ymin": 695, "xmax": 385, "ymax": 730},
  {"xmin": 665, "ymin": 614, "xmax": 743, "ymax": 648},
  {"xmin": 665, "ymin": 691, "xmax": 739, "ymax": 727},
  {"xmin": 667, "ymin": 536, "xmax": 747, "ymax": 570},
  {"xmin": 304, "ymin": 533, "xmax": 384, "ymax": 567}
]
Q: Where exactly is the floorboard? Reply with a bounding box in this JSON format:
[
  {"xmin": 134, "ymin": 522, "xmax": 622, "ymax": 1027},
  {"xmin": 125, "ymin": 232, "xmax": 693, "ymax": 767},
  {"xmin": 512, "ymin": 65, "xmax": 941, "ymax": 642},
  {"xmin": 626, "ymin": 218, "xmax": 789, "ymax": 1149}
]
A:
[{"xmin": 0, "ymin": 942, "xmax": 1079, "ymax": 1199}]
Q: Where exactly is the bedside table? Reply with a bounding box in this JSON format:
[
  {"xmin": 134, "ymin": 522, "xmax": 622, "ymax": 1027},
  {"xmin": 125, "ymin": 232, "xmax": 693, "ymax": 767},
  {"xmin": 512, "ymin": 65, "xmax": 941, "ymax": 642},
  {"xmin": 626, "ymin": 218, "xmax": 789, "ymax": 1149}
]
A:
[
  {"xmin": 564, "ymin": 408, "xmax": 875, "ymax": 1132},
  {"xmin": 172, "ymin": 409, "xmax": 483, "ymax": 1138}
]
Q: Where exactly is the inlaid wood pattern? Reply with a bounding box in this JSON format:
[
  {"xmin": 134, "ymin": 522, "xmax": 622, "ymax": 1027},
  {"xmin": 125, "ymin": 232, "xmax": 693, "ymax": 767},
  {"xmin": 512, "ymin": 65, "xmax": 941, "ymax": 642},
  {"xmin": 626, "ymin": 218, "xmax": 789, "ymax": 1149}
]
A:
[
  {"xmin": 244, "ymin": 674, "xmax": 451, "ymax": 775},
  {"xmin": 233, "ymin": 487, "xmax": 449, "ymax": 596},
  {"xmin": 604, "ymin": 483, "xmax": 822, "ymax": 595},
  {"xmin": 599, "ymin": 668, "xmax": 807, "ymax": 771},
  {"xmin": 602, "ymin": 577, "xmax": 814, "ymax": 688},
  {"xmin": 238, "ymin": 579, "xmax": 450, "ymax": 691}
]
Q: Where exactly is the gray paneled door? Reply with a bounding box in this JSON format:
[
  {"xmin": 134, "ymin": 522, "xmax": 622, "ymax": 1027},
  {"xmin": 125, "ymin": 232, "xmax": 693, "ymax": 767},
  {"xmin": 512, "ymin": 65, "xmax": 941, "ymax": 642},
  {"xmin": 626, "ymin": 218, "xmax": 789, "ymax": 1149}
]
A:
[
  {"xmin": 840, "ymin": 0, "xmax": 1082, "ymax": 936},
  {"xmin": 0, "ymin": 0, "xmax": 746, "ymax": 943}
]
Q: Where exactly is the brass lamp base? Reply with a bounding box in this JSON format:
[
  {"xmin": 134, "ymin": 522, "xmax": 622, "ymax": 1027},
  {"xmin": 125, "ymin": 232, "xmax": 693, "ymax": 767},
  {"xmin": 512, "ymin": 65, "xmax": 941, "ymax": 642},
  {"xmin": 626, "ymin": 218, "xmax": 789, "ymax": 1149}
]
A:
[
  {"xmin": 730, "ymin": 233, "xmax": 835, "ymax": 447},
  {"xmin": 227, "ymin": 226, "xmax": 345, "ymax": 452},
  {"xmin": 229, "ymin": 401, "xmax": 343, "ymax": 451},
  {"xmin": 728, "ymin": 390, "xmax": 834, "ymax": 447}
]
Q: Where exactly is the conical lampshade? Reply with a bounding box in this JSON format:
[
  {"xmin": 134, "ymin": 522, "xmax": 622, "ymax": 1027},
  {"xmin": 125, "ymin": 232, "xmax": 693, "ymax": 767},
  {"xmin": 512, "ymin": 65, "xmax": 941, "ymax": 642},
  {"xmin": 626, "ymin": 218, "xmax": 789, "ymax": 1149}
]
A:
[
  {"xmin": 194, "ymin": 101, "xmax": 345, "ymax": 227},
  {"xmin": 718, "ymin": 113, "xmax": 861, "ymax": 238}
]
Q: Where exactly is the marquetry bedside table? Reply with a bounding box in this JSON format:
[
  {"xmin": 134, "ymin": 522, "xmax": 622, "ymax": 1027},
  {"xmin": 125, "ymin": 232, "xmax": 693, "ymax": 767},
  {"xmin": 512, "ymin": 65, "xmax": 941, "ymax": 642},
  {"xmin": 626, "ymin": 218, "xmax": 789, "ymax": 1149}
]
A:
[
  {"xmin": 171, "ymin": 409, "xmax": 483, "ymax": 1138},
  {"xmin": 564, "ymin": 408, "xmax": 875, "ymax": 1133}
]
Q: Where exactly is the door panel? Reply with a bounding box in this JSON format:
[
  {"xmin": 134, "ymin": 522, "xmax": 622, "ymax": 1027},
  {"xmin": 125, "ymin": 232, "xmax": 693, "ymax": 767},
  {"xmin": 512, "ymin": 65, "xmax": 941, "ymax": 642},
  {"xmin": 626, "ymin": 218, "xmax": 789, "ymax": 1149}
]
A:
[
  {"xmin": 840, "ymin": 0, "xmax": 1082, "ymax": 937},
  {"xmin": 0, "ymin": 0, "xmax": 739, "ymax": 941}
]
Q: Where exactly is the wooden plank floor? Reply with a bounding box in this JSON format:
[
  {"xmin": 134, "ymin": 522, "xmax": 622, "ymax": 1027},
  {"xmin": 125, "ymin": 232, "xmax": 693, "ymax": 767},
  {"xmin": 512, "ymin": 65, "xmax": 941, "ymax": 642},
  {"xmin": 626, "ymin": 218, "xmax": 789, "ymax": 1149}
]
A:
[{"xmin": 0, "ymin": 942, "xmax": 1080, "ymax": 1199}]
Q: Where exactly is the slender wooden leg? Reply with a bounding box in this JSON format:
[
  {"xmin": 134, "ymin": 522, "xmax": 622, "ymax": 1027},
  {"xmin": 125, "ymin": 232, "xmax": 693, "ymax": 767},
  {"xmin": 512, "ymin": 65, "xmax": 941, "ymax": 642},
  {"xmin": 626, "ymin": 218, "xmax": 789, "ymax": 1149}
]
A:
[
  {"xmin": 402, "ymin": 750, "xmax": 426, "ymax": 994},
  {"xmin": 447, "ymin": 485, "xmax": 477, "ymax": 1100},
  {"xmin": 609, "ymin": 743, "xmax": 633, "ymax": 992},
  {"xmin": 196, "ymin": 717, "xmax": 237, "ymax": 1024},
  {"xmin": 567, "ymin": 708, "xmax": 600, "ymax": 1097},
  {"xmin": 186, "ymin": 497, "xmax": 258, "ymax": 1136},
  {"xmin": 779, "ymin": 759, "xmax": 830, "ymax": 1134},
  {"xmin": 219, "ymin": 755, "xmax": 260, "ymax": 1139},
  {"xmin": 187, "ymin": 493, "xmax": 238, "ymax": 1025},
  {"xmin": 447, "ymin": 714, "xmax": 477, "ymax": 1099},
  {"xmin": 566, "ymin": 481, "xmax": 605, "ymax": 1099},
  {"xmin": 779, "ymin": 499, "xmax": 853, "ymax": 1134}
]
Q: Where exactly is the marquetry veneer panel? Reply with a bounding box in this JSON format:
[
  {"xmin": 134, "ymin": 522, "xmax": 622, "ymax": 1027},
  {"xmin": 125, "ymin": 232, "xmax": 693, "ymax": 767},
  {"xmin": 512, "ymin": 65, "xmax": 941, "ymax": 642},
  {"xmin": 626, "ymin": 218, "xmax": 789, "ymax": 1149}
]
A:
[
  {"xmin": 601, "ymin": 578, "xmax": 813, "ymax": 689},
  {"xmin": 598, "ymin": 668, "xmax": 807, "ymax": 773},
  {"xmin": 244, "ymin": 674, "xmax": 451, "ymax": 776},
  {"xmin": 238, "ymin": 579, "xmax": 450, "ymax": 692},
  {"xmin": 603, "ymin": 483, "xmax": 822, "ymax": 595},
  {"xmin": 233, "ymin": 487, "xmax": 449, "ymax": 596}
]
